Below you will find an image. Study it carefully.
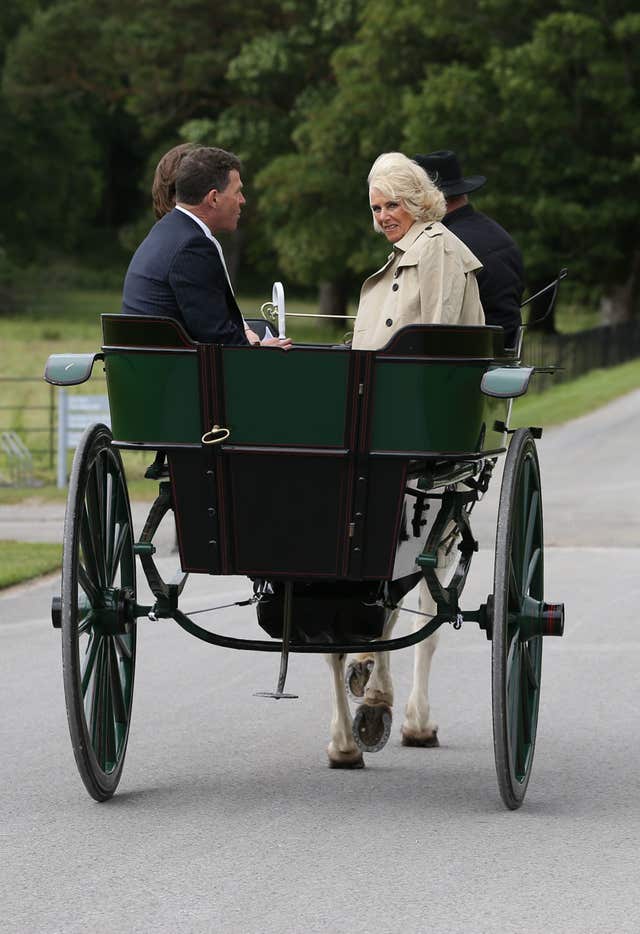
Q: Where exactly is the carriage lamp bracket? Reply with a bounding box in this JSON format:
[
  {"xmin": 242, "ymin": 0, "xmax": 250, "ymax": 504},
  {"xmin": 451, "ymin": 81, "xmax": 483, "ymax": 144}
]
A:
[
  {"xmin": 494, "ymin": 421, "xmax": 543, "ymax": 440},
  {"xmin": 464, "ymin": 458, "xmax": 496, "ymax": 497}
]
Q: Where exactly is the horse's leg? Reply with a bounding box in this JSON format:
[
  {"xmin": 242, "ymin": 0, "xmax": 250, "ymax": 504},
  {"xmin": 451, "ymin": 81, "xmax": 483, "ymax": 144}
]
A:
[
  {"xmin": 351, "ymin": 608, "xmax": 399, "ymax": 753},
  {"xmin": 363, "ymin": 606, "xmax": 399, "ymax": 708},
  {"xmin": 401, "ymin": 578, "xmax": 440, "ymax": 746},
  {"xmin": 345, "ymin": 652, "xmax": 375, "ymax": 699},
  {"xmin": 325, "ymin": 653, "xmax": 364, "ymax": 768}
]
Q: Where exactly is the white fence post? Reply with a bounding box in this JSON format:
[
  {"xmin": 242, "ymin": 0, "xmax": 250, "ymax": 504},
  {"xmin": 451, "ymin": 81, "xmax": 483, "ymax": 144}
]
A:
[{"xmin": 57, "ymin": 388, "xmax": 68, "ymax": 489}]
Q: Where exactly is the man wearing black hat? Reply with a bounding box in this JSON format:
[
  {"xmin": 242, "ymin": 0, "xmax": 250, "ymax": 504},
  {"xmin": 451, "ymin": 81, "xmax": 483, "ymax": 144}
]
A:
[{"xmin": 413, "ymin": 150, "xmax": 524, "ymax": 347}]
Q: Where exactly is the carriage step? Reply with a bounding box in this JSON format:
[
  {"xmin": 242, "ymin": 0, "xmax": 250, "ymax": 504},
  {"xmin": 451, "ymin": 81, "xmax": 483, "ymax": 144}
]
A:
[{"xmin": 254, "ymin": 691, "xmax": 299, "ymax": 700}]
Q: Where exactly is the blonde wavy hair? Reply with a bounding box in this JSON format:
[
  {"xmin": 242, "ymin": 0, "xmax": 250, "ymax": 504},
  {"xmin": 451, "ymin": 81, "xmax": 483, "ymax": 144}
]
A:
[
  {"xmin": 152, "ymin": 142, "xmax": 197, "ymax": 219},
  {"xmin": 368, "ymin": 151, "xmax": 446, "ymax": 232}
]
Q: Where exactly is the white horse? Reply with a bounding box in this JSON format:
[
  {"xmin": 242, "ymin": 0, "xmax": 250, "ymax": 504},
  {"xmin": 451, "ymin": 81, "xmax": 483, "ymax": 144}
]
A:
[{"xmin": 325, "ymin": 532, "xmax": 458, "ymax": 768}]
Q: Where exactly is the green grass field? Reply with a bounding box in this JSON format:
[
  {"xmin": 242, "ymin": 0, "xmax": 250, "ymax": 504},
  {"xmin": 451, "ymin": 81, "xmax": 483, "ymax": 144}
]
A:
[{"xmin": 0, "ymin": 540, "xmax": 62, "ymax": 589}]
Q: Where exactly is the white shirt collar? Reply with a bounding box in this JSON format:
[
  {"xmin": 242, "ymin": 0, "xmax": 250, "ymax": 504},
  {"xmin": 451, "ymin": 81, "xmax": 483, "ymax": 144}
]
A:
[{"xmin": 175, "ymin": 204, "xmax": 214, "ymax": 241}]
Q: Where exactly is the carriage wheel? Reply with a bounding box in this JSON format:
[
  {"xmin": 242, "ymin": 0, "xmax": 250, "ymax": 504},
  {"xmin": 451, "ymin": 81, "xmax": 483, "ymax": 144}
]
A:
[
  {"xmin": 491, "ymin": 429, "xmax": 544, "ymax": 810},
  {"xmin": 61, "ymin": 424, "xmax": 137, "ymax": 801}
]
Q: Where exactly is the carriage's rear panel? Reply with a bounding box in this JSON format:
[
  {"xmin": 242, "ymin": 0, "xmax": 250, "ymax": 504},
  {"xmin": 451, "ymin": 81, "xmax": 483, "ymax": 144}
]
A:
[{"xmin": 100, "ymin": 317, "xmax": 511, "ymax": 583}]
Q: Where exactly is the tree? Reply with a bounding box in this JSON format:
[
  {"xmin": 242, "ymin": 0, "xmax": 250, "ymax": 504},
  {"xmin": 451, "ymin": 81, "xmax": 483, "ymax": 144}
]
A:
[{"xmin": 255, "ymin": 0, "xmax": 640, "ymax": 320}]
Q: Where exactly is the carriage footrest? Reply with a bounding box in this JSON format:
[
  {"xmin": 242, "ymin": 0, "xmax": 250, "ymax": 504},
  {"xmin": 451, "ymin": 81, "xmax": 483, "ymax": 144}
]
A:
[{"xmin": 255, "ymin": 580, "xmax": 386, "ymax": 643}]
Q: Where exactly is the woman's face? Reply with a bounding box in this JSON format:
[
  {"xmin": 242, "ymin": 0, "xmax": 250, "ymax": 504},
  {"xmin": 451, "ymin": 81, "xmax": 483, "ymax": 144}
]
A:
[{"xmin": 369, "ymin": 187, "xmax": 414, "ymax": 243}]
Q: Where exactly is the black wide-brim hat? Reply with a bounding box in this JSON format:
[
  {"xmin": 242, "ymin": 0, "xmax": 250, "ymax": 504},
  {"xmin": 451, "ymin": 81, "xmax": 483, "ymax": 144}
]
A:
[{"xmin": 413, "ymin": 150, "xmax": 486, "ymax": 197}]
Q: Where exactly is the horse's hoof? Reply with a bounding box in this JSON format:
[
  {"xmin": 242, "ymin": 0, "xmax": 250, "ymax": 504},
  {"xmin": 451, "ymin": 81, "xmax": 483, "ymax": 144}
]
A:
[
  {"xmin": 352, "ymin": 704, "xmax": 392, "ymax": 753},
  {"xmin": 345, "ymin": 658, "xmax": 374, "ymax": 699},
  {"xmin": 328, "ymin": 750, "xmax": 365, "ymax": 769},
  {"xmin": 401, "ymin": 727, "xmax": 440, "ymax": 748}
]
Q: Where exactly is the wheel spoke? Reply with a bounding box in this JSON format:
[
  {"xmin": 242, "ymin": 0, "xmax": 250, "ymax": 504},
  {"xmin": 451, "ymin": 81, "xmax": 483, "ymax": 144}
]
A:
[
  {"xmin": 78, "ymin": 562, "xmax": 101, "ymax": 608},
  {"xmin": 88, "ymin": 639, "xmax": 105, "ymax": 756},
  {"xmin": 110, "ymin": 519, "xmax": 131, "ymax": 588},
  {"xmin": 114, "ymin": 633, "xmax": 133, "ymax": 660},
  {"xmin": 103, "ymin": 469, "xmax": 115, "ymax": 584},
  {"xmin": 80, "ymin": 505, "xmax": 104, "ymax": 594},
  {"xmin": 522, "ymin": 639, "xmax": 538, "ymax": 687},
  {"xmin": 108, "ymin": 639, "xmax": 128, "ymax": 725},
  {"xmin": 507, "ymin": 635, "xmax": 521, "ymax": 765},
  {"xmin": 77, "ymin": 609, "xmax": 94, "ymax": 636},
  {"xmin": 507, "ymin": 558, "xmax": 520, "ymax": 610},
  {"xmin": 521, "ymin": 490, "xmax": 540, "ymax": 585},
  {"xmin": 524, "ymin": 547, "xmax": 541, "ymax": 597},
  {"xmin": 88, "ymin": 454, "xmax": 108, "ymax": 589},
  {"xmin": 520, "ymin": 657, "xmax": 533, "ymax": 747},
  {"xmin": 103, "ymin": 645, "xmax": 118, "ymax": 770},
  {"xmin": 81, "ymin": 632, "xmax": 101, "ymax": 696}
]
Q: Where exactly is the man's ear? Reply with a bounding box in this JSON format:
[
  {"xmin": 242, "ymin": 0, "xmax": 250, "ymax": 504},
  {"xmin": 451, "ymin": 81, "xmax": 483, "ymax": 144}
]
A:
[{"xmin": 205, "ymin": 188, "xmax": 218, "ymax": 209}]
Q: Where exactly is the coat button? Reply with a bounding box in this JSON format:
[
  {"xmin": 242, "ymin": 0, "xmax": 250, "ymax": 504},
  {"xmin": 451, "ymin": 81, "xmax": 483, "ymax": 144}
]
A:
[
  {"xmin": 392, "ymin": 283, "xmax": 399, "ymax": 291},
  {"xmin": 393, "ymin": 270, "xmax": 400, "ymax": 278},
  {"xmin": 386, "ymin": 318, "xmax": 393, "ymax": 327}
]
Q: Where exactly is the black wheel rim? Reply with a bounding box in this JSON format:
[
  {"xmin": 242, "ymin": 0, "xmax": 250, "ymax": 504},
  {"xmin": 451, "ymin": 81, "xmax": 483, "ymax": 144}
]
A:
[{"xmin": 62, "ymin": 425, "xmax": 136, "ymax": 799}]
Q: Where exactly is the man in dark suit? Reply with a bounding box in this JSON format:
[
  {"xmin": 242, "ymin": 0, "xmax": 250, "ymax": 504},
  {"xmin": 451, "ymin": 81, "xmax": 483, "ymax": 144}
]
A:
[
  {"xmin": 122, "ymin": 146, "xmax": 290, "ymax": 348},
  {"xmin": 413, "ymin": 150, "xmax": 524, "ymax": 348}
]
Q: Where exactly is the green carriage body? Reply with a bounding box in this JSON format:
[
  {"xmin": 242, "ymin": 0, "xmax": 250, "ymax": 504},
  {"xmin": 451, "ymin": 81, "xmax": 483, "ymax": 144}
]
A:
[
  {"xmin": 96, "ymin": 315, "xmax": 514, "ymax": 585},
  {"xmin": 44, "ymin": 314, "xmax": 563, "ymax": 808}
]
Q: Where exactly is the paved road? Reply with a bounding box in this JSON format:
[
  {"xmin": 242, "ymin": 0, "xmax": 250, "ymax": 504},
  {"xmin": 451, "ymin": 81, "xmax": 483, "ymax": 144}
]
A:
[{"xmin": 2, "ymin": 391, "xmax": 640, "ymax": 934}]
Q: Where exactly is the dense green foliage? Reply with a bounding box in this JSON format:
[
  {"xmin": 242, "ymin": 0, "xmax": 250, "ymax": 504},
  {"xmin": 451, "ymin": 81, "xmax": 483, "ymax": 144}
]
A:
[{"xmin": 0, "ymin": 0, "xmax": 638, "ymax": 315}]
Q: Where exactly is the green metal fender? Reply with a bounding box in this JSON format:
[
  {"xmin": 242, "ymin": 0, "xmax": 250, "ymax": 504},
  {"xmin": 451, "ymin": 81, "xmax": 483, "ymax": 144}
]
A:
[
  {"xmin": 481, "ymin": 366, "xmax": 535, "ymax": 399},
  {"xmin": 43, "ymin": 353, "xmax": 104, "ymax": 386}
]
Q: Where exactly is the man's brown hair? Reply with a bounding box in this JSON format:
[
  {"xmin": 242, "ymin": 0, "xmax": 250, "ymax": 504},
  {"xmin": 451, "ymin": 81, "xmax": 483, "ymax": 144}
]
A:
[{"xmin": 175, "ymin": 147, "xmax": 242, "ymax": 205}]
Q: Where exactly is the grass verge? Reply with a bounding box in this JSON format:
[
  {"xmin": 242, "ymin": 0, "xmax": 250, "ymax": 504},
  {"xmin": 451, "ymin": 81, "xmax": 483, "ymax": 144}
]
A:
[
  {"xmin": 0, "ymin": 540, "xmax": 61, "ymax": 589},
  {"xmin": 510, "ymin": 357, "xmax": 640, "ymax": 429}
]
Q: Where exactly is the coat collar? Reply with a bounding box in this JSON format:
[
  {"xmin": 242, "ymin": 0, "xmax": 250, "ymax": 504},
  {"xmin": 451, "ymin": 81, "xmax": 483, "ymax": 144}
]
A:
[{"xmin": 394, "ymin": 220, "xmax": 440, "ymax": 253}]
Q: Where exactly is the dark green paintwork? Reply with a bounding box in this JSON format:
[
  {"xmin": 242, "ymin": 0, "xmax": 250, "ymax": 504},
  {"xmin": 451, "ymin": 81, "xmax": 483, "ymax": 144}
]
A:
[
  {"xmin": 222, "ymin": 348, "xmax": 350, "ymax": 446},
  {"xmin": 370, "ymin": 362, "xmax": 507, "ymax": 453},
  {"xmin": 104, "ymin": 351, "xmax": 201, "ymax": 444}
]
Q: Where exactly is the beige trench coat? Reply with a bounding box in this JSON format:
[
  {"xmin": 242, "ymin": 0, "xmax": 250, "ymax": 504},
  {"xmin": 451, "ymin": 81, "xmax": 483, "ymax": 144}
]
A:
[{"xmin": 352, "ymin": 221, "xmax": 484, "ymax": 350}]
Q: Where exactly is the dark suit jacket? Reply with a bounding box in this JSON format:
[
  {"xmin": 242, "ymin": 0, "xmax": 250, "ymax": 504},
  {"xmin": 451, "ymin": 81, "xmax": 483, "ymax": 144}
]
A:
[
  {"xmin": 121, "ymin": 208, "xmax": 249, "ymax": 345},
  {"xmin": 442, "ymin": 204, "xmax": 524, "ymax": 347}
]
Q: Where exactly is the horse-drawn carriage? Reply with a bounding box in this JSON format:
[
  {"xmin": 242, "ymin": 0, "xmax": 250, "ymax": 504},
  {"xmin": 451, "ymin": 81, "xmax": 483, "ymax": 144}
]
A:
[{"xmin": 44, "ymin": 303, "xmax": 564, "ymax": 809}]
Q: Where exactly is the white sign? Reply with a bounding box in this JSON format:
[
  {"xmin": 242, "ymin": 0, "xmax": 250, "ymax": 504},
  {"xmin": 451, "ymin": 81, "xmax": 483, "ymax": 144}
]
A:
[
  {"xmin": 66, "ymin": 395, "xmax": 111, "ymax": 447},
  {"xmin": 57, "ymin": 390, "xmax": 111, "ymax": 487}
]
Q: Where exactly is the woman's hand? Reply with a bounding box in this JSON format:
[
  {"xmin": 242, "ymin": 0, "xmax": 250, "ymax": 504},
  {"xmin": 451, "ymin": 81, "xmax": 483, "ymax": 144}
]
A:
[
  {"xmin": 261, "ymin": 336, "xmax": 293, "ymax": 350},
  {"xmin": 245, "ymin": 327, "xmax": 261, "ymax": 346}
]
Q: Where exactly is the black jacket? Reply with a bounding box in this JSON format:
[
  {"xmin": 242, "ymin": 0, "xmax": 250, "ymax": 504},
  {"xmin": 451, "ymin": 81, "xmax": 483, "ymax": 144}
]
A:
[
  {"xmin": 442, "ymin": 204, "xmax": 524, "ymax": 347},
  {"xmin": 121, "ymin": 208, "xmax": 248, "ymax": 345}
]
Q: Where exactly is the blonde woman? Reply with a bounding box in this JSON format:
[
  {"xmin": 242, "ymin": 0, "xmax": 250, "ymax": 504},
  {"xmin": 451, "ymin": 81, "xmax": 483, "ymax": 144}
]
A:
[
  {"xmin": 324, "ymin": 153, "xmax": 485, "ymax": 769},
  {"xmin": 352, "ymin": 151, "xmax": 484, "ymax": 350}
]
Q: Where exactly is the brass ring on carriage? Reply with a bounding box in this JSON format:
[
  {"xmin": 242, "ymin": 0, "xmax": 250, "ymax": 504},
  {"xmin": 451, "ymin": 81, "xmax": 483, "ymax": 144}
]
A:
[{"xmin": 201, "ymin": 425, "xmax": 231, "ymax": 445}]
